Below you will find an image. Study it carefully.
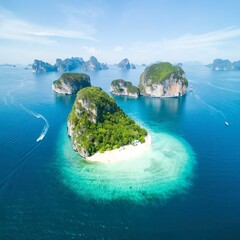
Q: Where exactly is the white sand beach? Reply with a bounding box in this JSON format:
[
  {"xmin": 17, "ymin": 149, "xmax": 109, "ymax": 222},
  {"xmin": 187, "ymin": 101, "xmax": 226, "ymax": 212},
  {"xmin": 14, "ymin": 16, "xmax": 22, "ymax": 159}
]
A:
[{"xmin": 86, "ymin": 135, "xmax": 152, "ymax": 163}]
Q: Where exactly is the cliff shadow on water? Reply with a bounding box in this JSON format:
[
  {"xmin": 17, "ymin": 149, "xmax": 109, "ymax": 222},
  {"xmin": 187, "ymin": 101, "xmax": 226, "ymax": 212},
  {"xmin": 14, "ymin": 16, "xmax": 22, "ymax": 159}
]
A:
[
  {"xmin": 113, "ymin": 95, "xmax": 187, "ymax": 128},
  {"xmin": 141, "ymin": 95, "xmax": 187, "ymax": 117}
]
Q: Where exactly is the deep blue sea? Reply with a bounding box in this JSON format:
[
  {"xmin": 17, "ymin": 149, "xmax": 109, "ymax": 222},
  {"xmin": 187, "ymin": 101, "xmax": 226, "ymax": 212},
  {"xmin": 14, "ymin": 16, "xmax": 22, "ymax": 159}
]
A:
[{"xmin": 0, "ymin": 64, "xmax": 240, "ymax": 239}]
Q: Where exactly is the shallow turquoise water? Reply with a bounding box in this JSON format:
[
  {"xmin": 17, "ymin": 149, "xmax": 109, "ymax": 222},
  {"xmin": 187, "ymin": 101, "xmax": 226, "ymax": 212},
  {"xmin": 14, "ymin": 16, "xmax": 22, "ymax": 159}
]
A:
[{"xmin": 58, "ymin": 125, "xmax": 195, "ymax": 203}]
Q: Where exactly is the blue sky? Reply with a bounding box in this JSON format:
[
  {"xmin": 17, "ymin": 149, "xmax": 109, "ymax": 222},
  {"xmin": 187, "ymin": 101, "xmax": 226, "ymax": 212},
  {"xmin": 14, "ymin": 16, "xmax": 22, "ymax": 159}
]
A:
[{"xmin": 0, "ymin": 0, "xmax": 240, "ymax": 64}]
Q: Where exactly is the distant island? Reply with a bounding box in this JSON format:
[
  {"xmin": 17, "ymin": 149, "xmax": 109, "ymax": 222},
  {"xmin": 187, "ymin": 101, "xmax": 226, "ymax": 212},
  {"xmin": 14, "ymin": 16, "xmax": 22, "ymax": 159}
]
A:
[
  {"xmin": 0, "ymin": 64, "xmax": 16, "ymax": 67},
  {"xmin": 110, "ymin": 79, "xmax": 140, "ymax": 98},
  {"xmin": 55, "ymin": 57, "xmax": 84, "ymax": 72},
  {"xmin": 117, "ymin": 58, "xmax": 136, "ymax": 70},
  {"xmin": 52, "ymin": 73, "xmax": 91, "ymax": 94},
  {"xmin": 82, "ymin": 56, "xmax": 108, "ymax": 71},
  {"xmin": 32, "ymin": 56, "xmax": 108, "ymax": 73},
  {"xmin": 67, "ymin": 86, "xmax": 149, "ymax": 162},
  {"xmin": 207, "ymin": 59, "xmax": 240, "ymax": 71}
]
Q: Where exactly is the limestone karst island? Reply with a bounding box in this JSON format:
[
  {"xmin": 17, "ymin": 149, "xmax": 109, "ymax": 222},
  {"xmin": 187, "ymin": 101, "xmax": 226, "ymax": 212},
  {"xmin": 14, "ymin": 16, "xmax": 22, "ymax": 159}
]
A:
[
  {"xmin": 139, "ymin": 62, "xmax": 188, "ymax": 97},
  {"xmin": 110, "ymin": 62, "xmax": 188, "ymax": 98}
]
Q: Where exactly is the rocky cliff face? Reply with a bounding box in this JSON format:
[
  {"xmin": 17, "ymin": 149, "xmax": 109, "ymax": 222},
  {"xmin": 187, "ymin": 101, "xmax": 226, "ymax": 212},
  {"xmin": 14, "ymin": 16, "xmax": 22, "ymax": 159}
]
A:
[
  {"xmin": 110, "ymin": 79, "xmax": 140, "ymax": 98},
  {"xmin": 32, "ymin": 60, "xmax": 57, "ymax": 73},
  {"xmin": 139, "ymin": 62, "xmax": 188, "ymax": 97},
  {"xmin": 52, "ymin": 73, "xmax": 91, "ymax": 94},
  {"xmin": 207, "ymin": 59, "xmax": 240, "ymax": 71},
  {"xmin": 82, "ymin": 56, "xmax": 108, "ymax": 71},
  {"xmin": 117, "ymin": 58, "xmax": 136, "ymax": 70}
]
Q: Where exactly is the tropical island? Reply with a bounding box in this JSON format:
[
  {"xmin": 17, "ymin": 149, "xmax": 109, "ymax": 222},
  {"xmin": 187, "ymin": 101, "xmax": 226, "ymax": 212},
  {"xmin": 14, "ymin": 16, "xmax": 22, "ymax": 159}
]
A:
[
  {"xmin": 139, "ymin": 62, "xmax": 188, "ymax": 97},
  {"xmin": 110, "ymin": 79, "xmax": 140, "ymax": 98},
  {"xmin": 67, "ymin": 86, "xmax": 150, "ymax": 163},
  {"xmin": 52, "ymin": 73, "xmax": 91, "ymax": 94}
]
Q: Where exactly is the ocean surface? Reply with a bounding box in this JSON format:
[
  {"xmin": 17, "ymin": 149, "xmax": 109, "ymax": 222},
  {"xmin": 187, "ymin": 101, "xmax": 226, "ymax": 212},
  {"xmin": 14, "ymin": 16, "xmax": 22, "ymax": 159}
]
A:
[{"xmin": 0, "ymin": 64, "xmax": 240, "ymax": 239}]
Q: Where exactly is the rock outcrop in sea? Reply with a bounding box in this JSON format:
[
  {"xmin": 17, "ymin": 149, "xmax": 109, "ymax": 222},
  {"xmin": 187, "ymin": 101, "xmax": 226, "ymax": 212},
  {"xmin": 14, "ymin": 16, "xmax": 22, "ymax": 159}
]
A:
[
  {"xmin": 52, "ymin": 73, "xmax": 91, "ymax": 94},
  {"xmin": 117, "ymin": 58, "xmax": 136, "ymax": 70},
  {"xmin": 82, "ymin": 56, "xmax": 108, "ymax": 71},
  {"xmin": 55, "ymin": 57, "xmax": 84, "ymax": 72},
  {"xmin": 110, "ymin": 79, "xmax": 140, "ymax": 98},
  {"xmin": 67, "ymin": 87, "xmax": 147, "ymax": 157},
  {"xmin": 32, "ymin": 60, "xmax": 57, "ymax": 73},
  {"xmin": 32, "ymin": 56, "xmax": 108, "ymax": 73},
  {"xmin": 207, "ymin": 59, "xmax": 240, "ymax": 71},
  {"xmin": 139, "ymin": 62, "xmax": 188, "ymax": 97}
]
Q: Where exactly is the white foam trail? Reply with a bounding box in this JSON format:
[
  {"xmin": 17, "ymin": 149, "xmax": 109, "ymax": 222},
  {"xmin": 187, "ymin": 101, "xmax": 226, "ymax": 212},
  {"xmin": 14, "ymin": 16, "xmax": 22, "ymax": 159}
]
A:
[
  {"xmin": 206, "ymin": 81, "xmax": 240, "ymax": 94},
  {"xmin": 5, "ymin": 79, "xmax": 25, "ymax": 105},
  {"xmin": 2, "ymin": 77, "xmax": 49, "ymax": 141},
  {"xmin": 14, "ymin": 102, "xmax": 49, "ymax": 142},
  {"xmin": 36, "ymin": 114, "xmax": 49, "ymax": 142},
  {"xmin": 193, "ymin": 92, "xmax": 227, "ymax": 120}
]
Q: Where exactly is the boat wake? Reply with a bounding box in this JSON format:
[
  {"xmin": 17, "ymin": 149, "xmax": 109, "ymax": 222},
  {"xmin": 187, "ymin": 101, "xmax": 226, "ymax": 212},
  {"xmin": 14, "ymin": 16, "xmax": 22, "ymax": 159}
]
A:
[
  {"xmin": 193, "ymin": 91, "xmax": 227, "ymax": 121},
  {"xmin": 4, "ymin": 78, "xmax": 49, "ymax": 142},
  {"xmin": 36, "ymin": 114, "xmax": 49, "ymax": 142},
  {"xmin": 206, "ymin": 81, "xmax": 240, "ymax": 94},
  {"xmin": 4, "ymin": 79, "xmax": 25, "ymax": 105},
  {"xmin": 14, "ymin": 102, "xmax": 49, "ymax": 142}
]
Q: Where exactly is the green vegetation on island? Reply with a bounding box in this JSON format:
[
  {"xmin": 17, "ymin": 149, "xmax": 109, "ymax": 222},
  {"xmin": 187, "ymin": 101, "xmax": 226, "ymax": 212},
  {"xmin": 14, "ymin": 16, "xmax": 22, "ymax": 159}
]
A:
[
  {"xmin": 141, "ymin": 62, "xmax": 185, "ymax": 84},
  {"xmin": 53, "ymin": 72, "xmax": 90, "ymax": 86},
  {"xmin": 68, "ymin": 86, "xmax": 147, "ymax": 157},
  {"xmin": 52, "ymin": 73, "xmax": 91, "ymax": 94}
]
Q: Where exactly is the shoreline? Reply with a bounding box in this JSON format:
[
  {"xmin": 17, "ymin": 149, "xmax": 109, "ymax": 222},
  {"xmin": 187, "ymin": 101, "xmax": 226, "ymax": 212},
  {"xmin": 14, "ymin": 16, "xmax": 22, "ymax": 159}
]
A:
[{"xmin": 85, "ymin": 135, "xmax": 151, "ymax": 163}]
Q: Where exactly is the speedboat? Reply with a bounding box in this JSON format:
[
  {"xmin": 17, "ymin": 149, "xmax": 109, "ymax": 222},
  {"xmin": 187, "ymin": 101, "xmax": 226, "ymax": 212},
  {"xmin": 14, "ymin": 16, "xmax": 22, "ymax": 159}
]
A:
[{"xmin": 225, "ymin": 121, "xmax": 229, "ymax": 126}]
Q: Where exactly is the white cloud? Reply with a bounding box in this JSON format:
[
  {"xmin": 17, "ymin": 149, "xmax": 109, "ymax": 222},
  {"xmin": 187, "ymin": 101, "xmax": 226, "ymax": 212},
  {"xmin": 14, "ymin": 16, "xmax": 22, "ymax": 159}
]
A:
[
  {"xmin": 0, "ymin": 7, "xmax": 96, "ymax": 44},
  {"xmin": 130, "ymin": 28, "xmax": 240, "ymax": 63}
]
